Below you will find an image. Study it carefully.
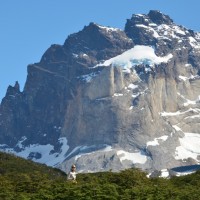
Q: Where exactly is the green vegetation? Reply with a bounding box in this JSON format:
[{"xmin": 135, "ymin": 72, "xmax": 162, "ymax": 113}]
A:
[{"xmin": 0, "ymin": 152, "xmax": 200, "ymax": 200}]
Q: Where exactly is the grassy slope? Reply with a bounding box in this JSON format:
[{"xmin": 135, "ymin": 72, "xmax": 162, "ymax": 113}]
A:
[{"xmin": 0, "ymin": 151, "xmax": 200, "ymax": 200}]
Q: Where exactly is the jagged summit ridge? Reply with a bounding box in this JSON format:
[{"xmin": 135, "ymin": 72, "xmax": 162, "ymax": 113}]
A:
[
  {"xmin": 128, "ymin": 10, "xmax": 173, "ymax": 26},
  {"xmin": 148, "ymin": 10, "xmax": 173, "ymax": 25},
  {"xmin": 0, "ymin": 11, "xmax": 200, "ymax": 173},
  {"xmin": 125, "ymin": 10, "xmax": 200, "ymax": 57}
]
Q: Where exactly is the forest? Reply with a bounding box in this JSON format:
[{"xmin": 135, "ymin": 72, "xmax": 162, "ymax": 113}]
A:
[{"xmin": 0, "ymin": 152, "xmax": 200, "ymax": 200}]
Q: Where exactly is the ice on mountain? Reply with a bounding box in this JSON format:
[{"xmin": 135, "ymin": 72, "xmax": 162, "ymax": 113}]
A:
[
  {"xmin": 129, "ymin": 106, "xmax": 134, "ymax": 110},
  {"xmin": 188, "ymin": 36, "xmax": 200, "ymax": 48},
  {"xmin": 152, "ymin": 30, "xmax": 160, "ymax": 38},
  {"xmin": 136, "ymin": 24, "xmax": 148, "ymax": 29},
  {"xmin": 185, "ymin": 64, "xmax": 191, "ymax": 67},
  {"xmin": 146, "ymin": 135, "xmax": 168, "ymax": 146},
  {"xmin": 155, "ymin": 24, "xmax": 188, "ymax": 39},
  {"xmin": 95, "ymin": 45, "xmax": 173, "ymax": 73},
  {"xmin": 0, "ymin": 137, "xmax": 69, "ymax": 167},
  {"xmin": 113, "ymin": 93, "xmax": 123, "ymax": 97},
  {"xmin": 175, "ymin": 133, "xmax": 200, "ymax": 161},
  {"xmin": 82, "ymin": 53, "xmax": 88, "ymax": 57},
  {"xmin": 78, "ymin": 72, "xmax": 99, "ymax": 83},
  {"xmin": 117, "ymin": 150, "xmax": 147, "ymax": 164},
  {"xmin": 160, "ymin": 169, "xmax": 170, "ymax": 178},
  {"xmin": 179, "ymin": 75, "xmax": 188, "ymax": 81},
  {"xmin": 160, "ymin": 108, "xmax": 199, "ymax": 117},
  {"xmin": 149, "ymin": 23, "xmax": 157, "ymax": 27},
  {"xmin": 74, "ymin": 145, "xmax": 113, "ymax": 161},
  {"xmin": 16, "ymin": 136, "xmax": 27, "ymax": 149},
  {"xmin": 157, "ymin": 24, "xmax": 170, "ymax": 31},
  {"xmin": 173, "ymin": 26, "xmax": 186, "ymax": 35},
  {"xmin": 135, "ymin": 14, "xmax": 145, "ymax": 17},
  {"xmin": 72, "ymin": 53, "xmax": 79, "ymax": 58},
  {"xmin": 185, "ymin": 114, "xmax": 200, "ymax": 119},
  {"xmin": 177, "ymin": 92, "xmax": 197, "ymax": 107},
  {"xmin": 96, "ymin": 24, "xmax": 120, "ymax": 32},
  {"xmin": 135, "ymin": 24, "xmax": 160, "ymax": 38},
  {"xmin": 128, "ymin": 83, "xmax": 138, "ymax": 90},
  {"xmin": 172, "ymin": 125, "xmax": 182, "ymax": 132}
]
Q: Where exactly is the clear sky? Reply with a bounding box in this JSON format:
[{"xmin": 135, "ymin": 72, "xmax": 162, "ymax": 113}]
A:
[{"xmin": 0, "ymin": 0, "xmax": 200, "ymax": 101}]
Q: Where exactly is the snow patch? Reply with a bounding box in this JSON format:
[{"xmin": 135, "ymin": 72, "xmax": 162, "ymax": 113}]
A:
[
  {"xmin": 160, "ymin": 108, "xmax": 199, "ymax": 117},
  {"xmin": 72, "ymin": 53, "xmax": 79, "ymax": 58},
  {"xmin": 74, "ymin": 145, "xmax": 112, "ymax": 161},
  {"xmin": 149, "ymin": 23, "xmax": 157, "ymax": 27},
  {"xmin": 0, "ymin": 137, "xmax": 69, "ymax": 167},
  {"xmin": 156, "ymin": 24, "xmax": 186, "ymax": 40},
  {"xmin": 97, "ymin": 24, "xmax": 120, "ymax": 32},
  {"xmin": 160, "ymin": 169, "xmax": 169, "ymax": 178},
  {"xmin": 78, "ymin": 72, "xmax": 99, "ymax": 83},
  {"xmin": 113, "ymin": 93, "xmax": 123, "ymax": 97},
  {"xmin": 179, "ymin": 74, "xmax": 199, "ymax": 82},
  {"xmin": 95, "ymin": 45, "xmax": 173, "ymax": 73},
  {"xmin": 128, "ymin": 83, "xmax": 138, "ymax": 90},
  {"xmin": 172, "ymin": 125, "xmax": 182, "ymax": 132},
  {"xmin": 177, "ymin": 93, "xmax": 198, "ymax": 107},
  {"xmin": 147, "ymin": 135, "xmax": 168, "ymax": 146},
  {"xmin": 129, "ymin": 106, "xmax": 134, "ymax": 110},
  {"xmin": 185, "ymin": 114, "xmax": 200, "ymax": 119},
  {"xmin": 135, "ymin": 24, "xmax": 160, "ymax": 38},
  {"xmin": 173, "ymin": 26, "xmax": 186, "ymax": 35},
  {"xmin": 179, "ymin": 75, "xmax": 188, "ymax": 81},
  {"xmin": 188, "ymin": 37, "xmax": 200, "ymax": 48},
  {"xmin": 16, "ymin": 136, "xmax": 27, "ymax": 149},
  {"xmin": 175, "ymin": 133, "xmax": 200, "ymax": 161},
  {"xmin": 185, "ymin": 64, "xmax": 191, "ymax": 67},
  {"xmin": 117, "ymin": 150, "xmax": 147, "ymax": 164}
]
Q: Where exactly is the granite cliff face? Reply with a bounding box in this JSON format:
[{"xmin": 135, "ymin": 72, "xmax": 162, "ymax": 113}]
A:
[{"xmin": 1, "ymin": 10, "xmax": 200, "ymax": 173}]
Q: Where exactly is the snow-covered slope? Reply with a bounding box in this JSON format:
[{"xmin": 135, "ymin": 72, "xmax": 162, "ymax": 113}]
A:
[{"xmin": 95, "ymin": 45, "xmax": 173, "ymax": 73}]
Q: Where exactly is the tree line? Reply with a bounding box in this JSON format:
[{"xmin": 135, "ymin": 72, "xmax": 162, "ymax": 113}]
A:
[{"xmin": 0, "ymin": 152, "xmax": 200, "ymax": 200}]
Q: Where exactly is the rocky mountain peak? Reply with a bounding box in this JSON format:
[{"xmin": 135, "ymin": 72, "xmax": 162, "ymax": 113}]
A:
[
  {"xmin": 1, "ymin": 11, "xmax": 200, "ymax": 174},
  {"xmin": 63, "ymin": 22, "xmax": 133, "ymax": 61},
  {"xmin": 5, "ymin": 81, "xmax": 20, "ymax": 97},
  {"xmin": 125, "ymin": 10, "xmax": 199, "ymax": 57},
  {"xmin": 126, "ymin": 10, "xmax": 173, "ymax": 28},
  {"xmin": 148, "ymin": 10, "xmax": 173, "ymax": 25}
]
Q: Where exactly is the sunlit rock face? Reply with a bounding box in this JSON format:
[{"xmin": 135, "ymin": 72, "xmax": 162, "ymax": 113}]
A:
[{"xmin": 1, "ymin": 10, "xmax": 200, "ymax": 173}]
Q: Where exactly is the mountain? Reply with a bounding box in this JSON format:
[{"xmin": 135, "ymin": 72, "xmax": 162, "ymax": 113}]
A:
[{"xmin": 0, "ymin": 10, "xmax": 200, "ymax": 174}]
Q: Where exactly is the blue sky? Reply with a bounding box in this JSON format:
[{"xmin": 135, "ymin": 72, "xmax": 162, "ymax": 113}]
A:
[{"xmin": 0, "ymin": 0, "xmax": 200, "ymax": 101}]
